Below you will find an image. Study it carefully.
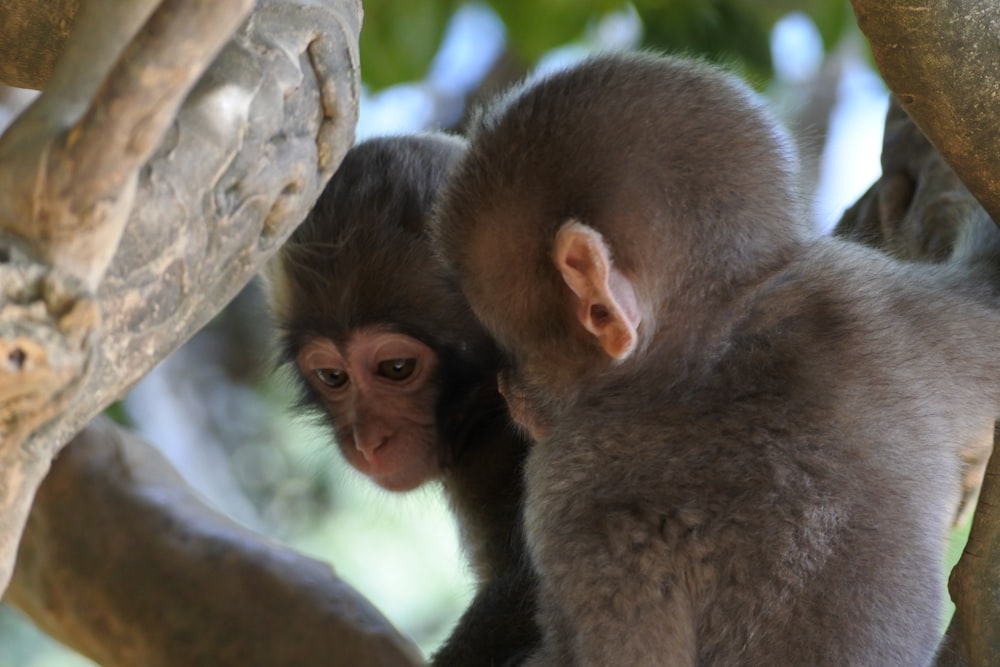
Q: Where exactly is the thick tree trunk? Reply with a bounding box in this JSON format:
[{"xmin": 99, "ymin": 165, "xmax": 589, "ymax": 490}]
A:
[{"xmin": 850, "ymin": 0, "xmax": 1000, "ymax": 228}]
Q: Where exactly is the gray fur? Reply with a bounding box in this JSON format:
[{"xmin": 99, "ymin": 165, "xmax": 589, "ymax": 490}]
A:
[{"xmin": 432, "ymin": 52, "xmax": 1000, "ymax": 666}]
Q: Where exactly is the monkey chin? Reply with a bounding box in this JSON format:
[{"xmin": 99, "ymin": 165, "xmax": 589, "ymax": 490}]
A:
[{"xmin": 341, "ymin": 436, "xmax": 439, "ymax": 493}]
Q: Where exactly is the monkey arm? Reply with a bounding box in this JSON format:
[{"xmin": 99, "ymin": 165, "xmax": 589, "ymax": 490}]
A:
[
  {"xmin": 430, "ymin": 566, "xmax": 538, "ymax": 667},
  {"xmin": 4, "ymin": 416, "xmax": 423, "ymax": 667}
]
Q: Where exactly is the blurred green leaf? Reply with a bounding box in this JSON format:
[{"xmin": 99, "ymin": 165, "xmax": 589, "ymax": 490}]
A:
[
  {"xmin": 634, "ymin": 0, "xmax": 853, "ymax": 83},
  {"xmin": 357, "ymin": 0, "xmax": 854, "ymax": 90},
  {"xmin": 103, "ymin": 400, "xmax": 130, "ymax": 425},
  {"xmin": 635, "ymin": 1, "xmax": 774, "ymax": 81},
  {"xmin": 360, "ymin": 0, "xmax": 461, "ymax": 89},
  {"xmin": 721, "ymin": 0, "xmax": 853, "ymax": 49},
  {"xmin": 491, "ymin": 0, "xmax": 622, "ymax": 63}
]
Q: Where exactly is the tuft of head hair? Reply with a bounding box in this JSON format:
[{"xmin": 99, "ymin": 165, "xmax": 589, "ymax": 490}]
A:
[{"xmin": 263, "ymin": 133, "xmax": 477, "ymax": 364}]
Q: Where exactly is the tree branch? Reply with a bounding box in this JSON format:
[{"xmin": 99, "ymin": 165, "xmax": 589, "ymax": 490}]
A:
[
  {"xmin": 0, "ymin": 0, "xmax": 254, "ymax": 290},
  {"xmin": 6, "ymin": 417, "xmax": 423, "ymax": 666},
  {"xmin": 950, "ymin": 427, "xmax": 1000, "ymax": 667},
  {"xmin": 850, "ymin": 0, "xmax": 1000, "ymax": 227},
  {"xmin": 0, "ymin": 0, "xmax": 361, "ymax": 594}
]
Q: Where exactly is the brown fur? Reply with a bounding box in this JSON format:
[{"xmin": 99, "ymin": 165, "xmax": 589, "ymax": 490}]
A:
[
  {"xmin": 265, "ymin": 135, "xmax": 538, "ymax": 665},
  {"xmin": 432, "ymin": 53, "xmax": 1000, "ymax": 666}
]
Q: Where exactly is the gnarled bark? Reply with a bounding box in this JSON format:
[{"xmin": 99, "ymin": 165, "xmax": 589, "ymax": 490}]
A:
[
  {"xmin": 850, "ymin": 0, "xmax": 1000, "ymax": 229},
  {"xmin": 0, "ymin": 0, "xmax": 361, "ymax": 595}
]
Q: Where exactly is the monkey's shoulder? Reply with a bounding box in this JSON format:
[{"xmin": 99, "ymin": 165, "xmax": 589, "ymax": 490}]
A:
[
  {"xmin": 531, "ymin": 237, "xmax": 999, "ymax": 503},
  {"xmin": 711, "ymin": 237, "xmax": 1000, "ymax": 457},
  {"xmin": 743, "ymin": 237, "xmax": 1000, "ymax": 369}
]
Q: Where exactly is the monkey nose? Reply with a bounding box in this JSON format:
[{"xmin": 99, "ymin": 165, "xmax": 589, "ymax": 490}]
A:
[{"xmin": 353, "ymin": 423, "xmax": 392, "ymax": 462}]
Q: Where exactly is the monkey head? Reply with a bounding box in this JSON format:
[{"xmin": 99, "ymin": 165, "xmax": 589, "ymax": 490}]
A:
[
  {"xmin": 433, "ymin": 53, "xmax": 809, "ymax": 424},
  {"xmin": 295, "ymin": 328, "xmax": 440, "ymax": 491},
  {"xmin": 266, "ymin": 134, "xmax": 500, "ymax": 492}
]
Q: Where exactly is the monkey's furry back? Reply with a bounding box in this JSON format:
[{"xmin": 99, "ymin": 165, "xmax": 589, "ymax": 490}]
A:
[{"xmin": 431, "ymin": 52, "xmax": 1000, "ymax": 666}]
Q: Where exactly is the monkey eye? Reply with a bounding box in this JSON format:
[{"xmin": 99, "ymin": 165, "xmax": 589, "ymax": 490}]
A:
[
  {"xmin": 314, "ymin": 368, "xmax": 349, "ymax": 389},
  {"xmin": 377, "ymin": 358, "xmax": 417, "ymax": 381}
]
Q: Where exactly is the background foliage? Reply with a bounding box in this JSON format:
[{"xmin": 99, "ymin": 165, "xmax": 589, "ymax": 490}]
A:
[{"xmin": 360, "ymin": 0, "xmax": 857, "ymax": 89}]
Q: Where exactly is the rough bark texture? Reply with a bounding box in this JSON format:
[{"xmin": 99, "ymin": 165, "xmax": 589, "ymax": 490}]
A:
[
  {"xmin": 850, "ymin": 0, "xmax": 1000, "ymax": 229},
  {"xmin": 6, "ymin": 417, "xmax": 423, "ymax": 667},
  {"xmin": 0, "ymin": 0, "xmax": 81, "ymax": 90},
  {"xmin": 11, "ymin": 0, "xmax": 258, "ymax": 288},
  {"xmin": 951, "ymin": 442, "xmax": 1000, "ymax": 667},
  {"xmin": 0, "ymin": 0, "xmax": 361, "ymax": 595}
]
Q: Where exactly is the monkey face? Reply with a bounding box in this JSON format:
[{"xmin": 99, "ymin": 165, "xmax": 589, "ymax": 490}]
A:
[{"xmin": 296, "ymin": 328, "xmax": 442, "ymax": 492}]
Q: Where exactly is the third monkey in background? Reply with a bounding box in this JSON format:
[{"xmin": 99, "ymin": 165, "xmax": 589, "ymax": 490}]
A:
[
  {"xmin": 433, "ymin": 52, "xmax": 1000, "ymax": 666},
  {"xmin": 266, "ymin": 135, "xmax": 537, "ymax": 665}
]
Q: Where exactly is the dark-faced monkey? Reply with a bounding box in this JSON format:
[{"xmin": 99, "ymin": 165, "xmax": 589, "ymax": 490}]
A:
[
  {"xmin": 264, "ymin": 135, "xmax": 538, "ymax": 666},
  {"xmin": 432, "ymin": 52, "xmax": 1000, "ymax": 666}
]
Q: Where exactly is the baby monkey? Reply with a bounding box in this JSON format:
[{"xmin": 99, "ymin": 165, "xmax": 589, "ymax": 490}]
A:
[
  {"xmin": 265, "ymin": 135, "xmax": 537, "ymax": 665},
  {"xmin": 433, "ymin": 52, "xmax": 1000, "ymax": 666}
]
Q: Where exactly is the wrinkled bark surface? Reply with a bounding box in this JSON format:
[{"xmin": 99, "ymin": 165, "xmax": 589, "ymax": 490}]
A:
[
  {"xmin": 0, "ymin": 0, "xmax": 361, "ymax": 594},
  {"xmin": 6, "ymin": 417, "xmax": 423, "ymax": 667}
]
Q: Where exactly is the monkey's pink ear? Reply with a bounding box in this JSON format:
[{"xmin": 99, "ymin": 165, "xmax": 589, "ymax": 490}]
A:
[{"xmin": 553, "ymin": 221, "xmax": 642, "ymax": 361}]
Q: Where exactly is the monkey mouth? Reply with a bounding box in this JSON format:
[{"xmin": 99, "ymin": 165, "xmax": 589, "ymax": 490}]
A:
[{"xmin": 365, "ymin": 443, "xmax": 432, "ymax": 492}]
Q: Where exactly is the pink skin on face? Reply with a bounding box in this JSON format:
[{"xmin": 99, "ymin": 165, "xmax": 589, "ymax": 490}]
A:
[{"xmin": 297, "ymin": 329, "xmax": 440, "ymax": 492}]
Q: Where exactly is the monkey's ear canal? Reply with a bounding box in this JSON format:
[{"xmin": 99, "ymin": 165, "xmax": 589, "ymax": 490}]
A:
[{"xmin": 553, "ymin": 221, "xmax": 642, "ymax": 361}]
